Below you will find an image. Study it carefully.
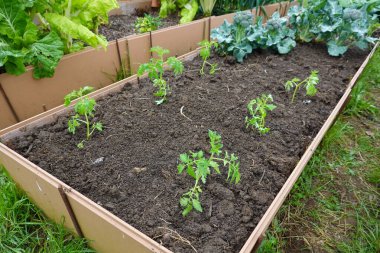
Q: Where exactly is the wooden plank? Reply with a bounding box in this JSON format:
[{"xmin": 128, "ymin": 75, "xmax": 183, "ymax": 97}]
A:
[
  {"xmin": 66, "ymin": 189, "xmax": 172, "ymax": 253},
  {"xmin": 151, "ymin": 19, "xmax": 206, "ymax": 59},
  {"xmin": 127, "ymin": 34, "xmax": 151, "ymax": 74},
  {"xmin": 0, "ymin": 86, "xmax": 18, "ymax": 129},
  {"xmin": 239, "ymin": 42, "xmax": 379, "ymax": 253}
]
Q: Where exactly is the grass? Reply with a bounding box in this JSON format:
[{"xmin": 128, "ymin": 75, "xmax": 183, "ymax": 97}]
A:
[
  {"xmin": 0, "ymin": 167, "xmax": 94, "ymax": 253},
  {"xmin": 258, "ymin": 46, "xmax": 380, "ymax": 252}
]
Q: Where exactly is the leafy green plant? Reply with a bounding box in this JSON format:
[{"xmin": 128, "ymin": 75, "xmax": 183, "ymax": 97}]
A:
[
  {"xmin": 264, "ymin": 12, "xmax": 296, "ymax": 54},
  {"xmin": 288, "ymin": 0, "xmax": 379, "ymax": 56},
  {"xmin": 134, "ymin": 14, "xmax": 161, "ymax": 33},
  {"xmin": 199, "ymin": 40, "xmax": 219, "ymax": 75},
  {"xmin": 245, "ymin": 94, "xmax": 277, "ymax": 134},
  {"xmin": 284, "ymin": 70, "xmax": 319, "ymax": 103},
  {"xmin": 0, "ymin": 0, "xmax": 118, "ymax": 79},
  {"xmin": 200, "ymin": 0, "xmax": 217, "ymax": 16},
  {"xmin": 64, "ymin": 86, "xmax": 103, "ymax": 148},
  {"xmin": 211, "ymin": 11, "xmax": 297, "ymax": 62},
  {"xmin": 159, "ymin": 0, "xmax": 199, "ymax": 24},
  {"xmin": 137, "ymin": 47, "xmax": 184, "ymax": 105},
  {"xmin": 211, "ymin": 11, "xmax": 256, "ymax": 62},
  {"xmin": 178, "ymin": 130, "xmax": 240, "ymax": 216}
]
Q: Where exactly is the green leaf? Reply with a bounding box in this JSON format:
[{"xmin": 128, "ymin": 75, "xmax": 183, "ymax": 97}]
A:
[
  {"xmin": 186, "ymin": 165, "xmax": 196, "ymax": 179},
  {"xmin": 192, "ymin": 199, "xmax": 203, "ymax": 212},
  {"xmin": 180, "ymin": 196, "xmax": 189, "ymax": 207},
  {"xmin": 71, "ymin": 0, "xmax": 119, "ymax": 31},
  {"xmin": 180, "ymin": 153, "xmax": 190, "ymax": 163},
  {"xmin": 0, "ymin": 0, "xmax": 29, "ymax": 41},
  {"xmin": 327, "ymin": 40, "xmax": 348, "ymax": 56},
  {"xmin": 177, "ymin": 163, "xmax": 185, "ymax": 174},
  {"xmin": 93, "ymin": 122, "xmax": 103, "ymax": 132},
  {"xmin": 44, "ymin": 13, "xmax": 107, "ymax": 49},
  {"xmin": 182, "ymin": 204, "xmax": 193, "ymax": 216},
  {"xmin": 75, "ymin": 98, "xmax": 96, "ymax": 116},
  {"xmin": 25, "ymin": 32, "xmax": 64, "ymax": 79},
  {"xmin": 167, "ymin": 57, "xmax": 184, "ymax": 75},
  {"xmin": 209, "ymin": 161, "xmax": 220, "ymax": 174}
]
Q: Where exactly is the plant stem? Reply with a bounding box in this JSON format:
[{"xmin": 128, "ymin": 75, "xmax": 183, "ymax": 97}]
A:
[
  {"xmin": 291, "ymin": 79, "xmax": 307, "ymax": 103},
  {"xmin": 84, "ymin": 113, "xmax": 90, "ymax": 140}
]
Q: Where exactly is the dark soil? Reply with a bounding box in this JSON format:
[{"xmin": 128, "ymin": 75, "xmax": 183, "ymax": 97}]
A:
[
  {"xmin": 99, "ymin": 10, "xmax": 180, "ymax": 41},
  {"xmin": 5, "ymin": 43, "xmax": 368, "ymax": 253}
]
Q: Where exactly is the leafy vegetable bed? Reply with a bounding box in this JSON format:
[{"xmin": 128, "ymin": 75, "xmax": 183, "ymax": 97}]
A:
[
  {"xmin": 99, "ymin": 11, "xmax": 180, "ymax": 41},
  {"xmin": 6, "ymin": 44, "xmax": 367, "ymax": 253}
]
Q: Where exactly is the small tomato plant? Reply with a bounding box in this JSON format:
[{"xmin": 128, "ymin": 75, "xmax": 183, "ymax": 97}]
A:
[
  {"xmin": 134, "ymin": 14, "xmax": 161, "ymax": 33},
  {"xmin": 284, "ymin": 70, "xmax": 319, "ymax": 103},
  {"xmin": 64, "ymin": 86, "xmax": 103, "ymax": 148},
  {"xmin": 137, "ymin": 46, "xmax": 184, "ymax": 105},
  {"xmin": 178, "ymin": 130, "xmax": 240, "ymax": 216},
  {"xmin": 245, "ymin": 94, "xmax": 277, "ymax": 134},
  {"xmin": 198, "ymin": 40, "xmax": 218, "ymax": 75}
]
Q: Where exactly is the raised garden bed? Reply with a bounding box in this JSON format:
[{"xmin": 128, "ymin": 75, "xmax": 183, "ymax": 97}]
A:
[{"xmin": 2, "ymin": 43, "xmax": 370, "ymax": 253}]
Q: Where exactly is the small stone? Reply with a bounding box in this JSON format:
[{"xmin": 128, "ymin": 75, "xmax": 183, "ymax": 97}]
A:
[
  {"xmin": 104, "ymin": 202, "xmax": 115, "ymax": 210},
  {"xmin": 92, "ymin": 157, "xmax": 104, "ymax": 166},
  {"xmin": 132, "ymin": 167, "xmax": 147, "ymax": 173}
]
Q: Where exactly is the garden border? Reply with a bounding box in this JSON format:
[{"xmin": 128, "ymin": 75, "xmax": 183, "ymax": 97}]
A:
[
  {"xmin": 0, "ymin": 40, "xmax": 378, "ymax": 252},
  {"xmin": 0, "ymin": 1, "xmax": 292, "ymax": 130}
]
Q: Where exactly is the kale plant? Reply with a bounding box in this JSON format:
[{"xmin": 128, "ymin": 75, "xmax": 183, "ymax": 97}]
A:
[
  {"xmin": 64, "ymin": 86, "xmax": 103, "ymax": 148},
  {"xmin": 288, "ymin": 0, "xmax": 379, "ymax": 56},
  {"xmin": 198, "ymin": 40, "xmax": 219, "ymax": 75},
  {"xmin": 245, "ymin": 94, "xmax": 276, "ymax": 134},
  {"xmin": 285, "ymin": 70, "xmax": 319, "ymax": 103},
  {"xmin": 137, "ymin": 47, "xmax": 184, "ymax": 105},
  {"xmin": 134, "ymin": 14, "xmax": 161, "ymax": 33},
  {"xmin": 178, "ymin": 130, "xmax": 240, "ymax": 216},
  {"xmin": 211, "ymin": 11, "xmax": 256, "ymax": 62}
]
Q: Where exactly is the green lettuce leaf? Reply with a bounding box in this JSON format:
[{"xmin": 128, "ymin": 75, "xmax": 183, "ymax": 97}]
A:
[
  {"xmin": 44, "ymin": 13, "xmax": 107, "ymax": 49},
  {"xmin": 71, "ymin": 0, "xmax": 119, "ymax": 31},
  {"xmin": 25, "ymin": 32, "xmax": 64, "ymax": 79}
]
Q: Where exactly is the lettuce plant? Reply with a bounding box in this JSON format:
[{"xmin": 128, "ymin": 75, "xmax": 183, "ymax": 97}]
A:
[
  {"xmin": 137, "ymin": 47, "xmax": 184, "ymax": 105},
  {"xmin": 198, "ymin": 40, "xmax": 219, "ymax": 75},
  {"xmin": 0, "ymin": 0, "xmax": 118, "ymax": 79},
  {"xmin": 159, "ymin": 0, "xmax": 198, "ymax": 24},
  {"xmin": 64, "ymin": 86, "xmax": 103, "ymax": 149},
  {"xmin": 245, "ymin": 94, "xmax": 277, "ymax": 134},
  {"xmin": 288, "ymin": 0, "xmax": 379, "ymax": 56},
  {"xmin": 178, "ymin": 130, "xmax": 240, "ymax": 216},
  {"xmin": 285, "ymin": 70, "xmax": 319, "ymax": 103},
  {"xmin": 0, "ymin": 0, "xmax": 64, "ymax": 78}
]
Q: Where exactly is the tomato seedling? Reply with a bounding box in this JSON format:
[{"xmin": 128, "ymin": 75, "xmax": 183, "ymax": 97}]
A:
[
  {"xmin": 198, "ymin": 40, "xmax": 218, "ymax": 75},
  {"xmin": 245, "ymin": 94, "xmax": 277, "ymax": 134},
  {"xmin": 64, "ymin": 86, "xmax": 103, "ymax": 148},
  {"xmin": 178, "ymin": 130, "xmax": 240, "ymax": 216},
  {"xmin": 284, "ymin": 70, "xmax": 319, "ymax": 103},
  {"xmin": 137, "ymin": 46, "xmax": 184, "ymax": 105}
]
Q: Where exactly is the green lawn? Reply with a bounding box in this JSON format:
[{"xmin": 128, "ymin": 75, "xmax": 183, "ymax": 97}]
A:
[{"xmin": 258, "ymin": 46, "xmax": 380, "ymax": 252}]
